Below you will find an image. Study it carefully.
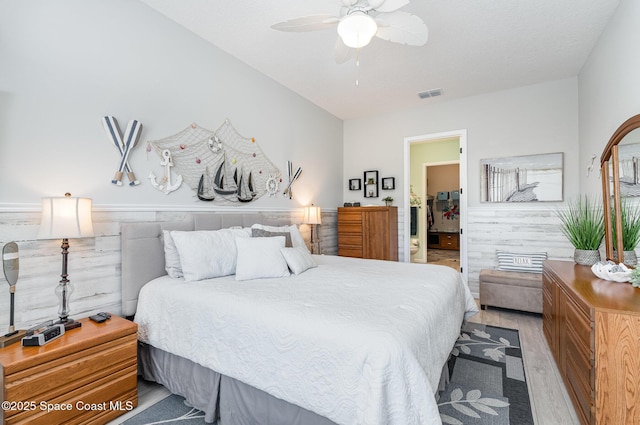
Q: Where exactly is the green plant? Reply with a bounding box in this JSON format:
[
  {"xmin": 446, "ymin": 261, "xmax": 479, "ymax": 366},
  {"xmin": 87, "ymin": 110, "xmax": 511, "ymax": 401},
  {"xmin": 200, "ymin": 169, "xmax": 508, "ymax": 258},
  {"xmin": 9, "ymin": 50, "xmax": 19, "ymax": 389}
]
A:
[
  {"xmin": 382, "ymin": 196, "xmax": 393, "ymax": 202},
  {"xmin": 612, "ymin": 198, "xmax": 640, "ymax": 251},
  {"xmin": 629, "ymin": 267, "xmax": 640, "ymax": 288},
  {"xmin": 556, "ymin": 195, "xmax": 604, "ymax": 250}
]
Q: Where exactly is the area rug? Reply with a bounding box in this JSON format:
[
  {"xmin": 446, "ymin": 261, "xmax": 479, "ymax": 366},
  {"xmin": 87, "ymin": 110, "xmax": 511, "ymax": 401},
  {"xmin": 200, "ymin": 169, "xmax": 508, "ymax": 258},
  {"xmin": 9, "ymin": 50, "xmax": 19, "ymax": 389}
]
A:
[
  {"xmin": 437, "ymin": 323, "xmax": 534, "ymax": 425},
  {"xmin": 122, "ymin": 323, "xmax": 533, "ymax": 425}
]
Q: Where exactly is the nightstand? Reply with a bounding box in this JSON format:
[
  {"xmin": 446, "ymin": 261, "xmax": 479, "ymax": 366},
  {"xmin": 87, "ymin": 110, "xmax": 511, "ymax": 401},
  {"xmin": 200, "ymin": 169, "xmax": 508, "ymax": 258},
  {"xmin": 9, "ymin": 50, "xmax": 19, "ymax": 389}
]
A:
[{"xmin": 0, "ymin": 315, "xmax": 137, "ymax": 425}]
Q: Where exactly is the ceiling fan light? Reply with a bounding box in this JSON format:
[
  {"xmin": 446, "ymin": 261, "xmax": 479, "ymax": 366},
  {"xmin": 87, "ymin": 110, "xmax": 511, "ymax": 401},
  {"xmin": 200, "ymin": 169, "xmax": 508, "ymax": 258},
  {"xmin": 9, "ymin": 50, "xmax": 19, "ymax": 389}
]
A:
[{"xmin": 337, "ymin": 11, "xmax": 378, "ymax": 48}]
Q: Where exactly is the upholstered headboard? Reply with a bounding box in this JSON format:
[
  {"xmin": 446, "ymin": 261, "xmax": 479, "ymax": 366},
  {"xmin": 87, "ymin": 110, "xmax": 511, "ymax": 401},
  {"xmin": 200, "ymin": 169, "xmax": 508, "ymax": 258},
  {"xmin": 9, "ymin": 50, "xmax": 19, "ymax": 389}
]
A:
[{"xmin": 120, "ymin": 213, "xmax": 291, "ymax": 317}]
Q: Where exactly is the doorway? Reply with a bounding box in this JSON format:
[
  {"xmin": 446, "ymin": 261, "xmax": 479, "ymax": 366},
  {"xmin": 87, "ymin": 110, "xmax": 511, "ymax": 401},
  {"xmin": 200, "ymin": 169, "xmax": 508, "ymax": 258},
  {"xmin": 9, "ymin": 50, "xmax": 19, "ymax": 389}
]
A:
[{"xmin": 403, "ymin": 130, "xmax": 468, "ymax": 284}]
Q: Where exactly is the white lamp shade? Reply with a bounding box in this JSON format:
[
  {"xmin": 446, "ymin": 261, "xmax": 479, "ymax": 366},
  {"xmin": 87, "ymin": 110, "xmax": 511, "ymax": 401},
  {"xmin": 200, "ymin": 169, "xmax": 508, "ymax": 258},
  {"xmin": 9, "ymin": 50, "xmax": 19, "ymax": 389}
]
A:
[
  {"xmin": 337, "ymin": 11, "xmax": 378, "ymax": 48},
  {"xmin": 303, "ymin": 206, "xmax": 322, "ymax": 225},
  {"xmin": 38, "ymin": 196, "xmax": 94, "ymax": 239}
]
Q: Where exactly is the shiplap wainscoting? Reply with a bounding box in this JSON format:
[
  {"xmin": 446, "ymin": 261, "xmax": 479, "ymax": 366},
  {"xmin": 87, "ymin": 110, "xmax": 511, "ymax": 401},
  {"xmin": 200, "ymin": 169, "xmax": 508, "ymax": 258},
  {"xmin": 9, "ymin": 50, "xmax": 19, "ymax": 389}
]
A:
[
  {"xmin": 0, "ymin": 209, "xmax": 337, "ymax": 330},
  {"xmin": 466, "ymin": 206, "xmax": 574, "ymax": 295}
]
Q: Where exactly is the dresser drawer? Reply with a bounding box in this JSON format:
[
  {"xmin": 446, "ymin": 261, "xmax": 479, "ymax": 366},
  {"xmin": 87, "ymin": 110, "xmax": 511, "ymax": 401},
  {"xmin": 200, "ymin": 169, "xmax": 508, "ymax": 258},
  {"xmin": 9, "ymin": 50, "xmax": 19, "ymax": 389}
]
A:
[
  {"xmin": 337, "ymin": 210, "xmax": 362, "ymax": 223},
  {"xmin": 338, "ymin": 246, "xmax": 363, "ymax": 258},
  {"xmin": 337, "ymin": 222, "xmax": 362, "ymax": 234},
  {"xmin": 565, "ymin": 295, "xmax": 591, "ymax": 353}
]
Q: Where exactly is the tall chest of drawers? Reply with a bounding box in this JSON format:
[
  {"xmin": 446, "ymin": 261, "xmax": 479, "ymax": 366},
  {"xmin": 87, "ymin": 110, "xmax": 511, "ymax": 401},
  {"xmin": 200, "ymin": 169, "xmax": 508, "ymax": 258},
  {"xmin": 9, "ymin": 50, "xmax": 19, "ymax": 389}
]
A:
[{"xmin": 337, "ymin": 206, "xmax": 398, "ymax": 261}]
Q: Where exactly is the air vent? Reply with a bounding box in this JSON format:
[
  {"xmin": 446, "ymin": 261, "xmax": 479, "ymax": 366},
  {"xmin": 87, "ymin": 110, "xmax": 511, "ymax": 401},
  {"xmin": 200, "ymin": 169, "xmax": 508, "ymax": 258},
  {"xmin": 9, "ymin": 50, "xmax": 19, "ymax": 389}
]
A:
[{"xmin": 417, "ymin": 88, "xmax": 443, "ymax": 99}]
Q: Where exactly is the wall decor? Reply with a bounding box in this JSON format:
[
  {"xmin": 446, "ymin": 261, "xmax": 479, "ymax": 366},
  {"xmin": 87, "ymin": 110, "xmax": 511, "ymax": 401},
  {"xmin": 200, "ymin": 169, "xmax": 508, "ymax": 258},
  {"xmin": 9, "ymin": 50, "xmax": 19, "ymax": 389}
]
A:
[
  {"xmin": 282, "ymin": 161, "xmax": 302, "ymax": 199},
  {"xmin": 349, "ymin": 178, "xmax": 361, "ymax": 191},
  {"xmin": 146, "ymin": 120, "xmax": 280, "ymax": 204},
  {"xmin": 382, "ymin": 177, "xmax": 395, "ymax": 190},
  {"xmin": 101, "ymin": 116, "xmax": 143, "ymax": 186},
  {"xmin": 149, "ymin": 149, "xmax": 183, "ymax": 195},
  {"xmin": 481, "ymin": 152, "xmax": 563, "ymax": 202},
  {"xmin": 364, "ymin": 170, "xmax": 379, "ymax": 198}
]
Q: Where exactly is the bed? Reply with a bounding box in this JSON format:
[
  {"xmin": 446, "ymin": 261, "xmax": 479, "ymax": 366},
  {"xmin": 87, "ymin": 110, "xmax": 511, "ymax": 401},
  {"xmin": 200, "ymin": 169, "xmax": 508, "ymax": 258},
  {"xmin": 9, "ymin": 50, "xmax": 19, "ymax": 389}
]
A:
[{"xmin": 122, "ymin": 213, "xmax": 478, "ymax": 425}]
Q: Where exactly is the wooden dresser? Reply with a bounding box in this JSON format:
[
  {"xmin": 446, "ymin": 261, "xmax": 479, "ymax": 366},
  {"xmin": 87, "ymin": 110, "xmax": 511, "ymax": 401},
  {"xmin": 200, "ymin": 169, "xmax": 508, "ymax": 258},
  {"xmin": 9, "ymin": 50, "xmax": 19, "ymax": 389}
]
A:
[
  {"xmin": 542, "ymin": 260, "xmax": 640, "ymax": 425},
  {"xmin": 0, "ymin": 315, "xmax": 137, "ymax": 425},
  {"xmin": 337, "ymin": 206, "xmax": 398, "ymax": 261}
]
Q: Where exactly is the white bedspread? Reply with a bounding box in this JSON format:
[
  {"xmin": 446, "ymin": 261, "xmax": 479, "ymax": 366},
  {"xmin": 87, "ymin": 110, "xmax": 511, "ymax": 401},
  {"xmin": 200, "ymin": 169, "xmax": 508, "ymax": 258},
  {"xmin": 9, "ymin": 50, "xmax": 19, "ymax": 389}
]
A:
[{"xmin": 135, "ymin": 255, "xmax": 478, "ymax": 425}]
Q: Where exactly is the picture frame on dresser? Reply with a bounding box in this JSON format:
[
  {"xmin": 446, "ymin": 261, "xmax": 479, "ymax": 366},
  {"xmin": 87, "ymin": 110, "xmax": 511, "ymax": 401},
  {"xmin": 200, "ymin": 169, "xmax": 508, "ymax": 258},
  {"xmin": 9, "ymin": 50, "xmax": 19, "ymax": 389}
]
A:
[{"xmin": 363, "ymin": 170, "xmax": 379, "ymax": 198}]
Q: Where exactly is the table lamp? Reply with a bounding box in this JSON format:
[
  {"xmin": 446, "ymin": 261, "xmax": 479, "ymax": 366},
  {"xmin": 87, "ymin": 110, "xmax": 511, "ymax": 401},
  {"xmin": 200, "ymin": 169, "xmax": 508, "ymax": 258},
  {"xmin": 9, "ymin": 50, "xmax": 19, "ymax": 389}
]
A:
[
  {"xmin": 37, "ymin": 193, "xmax": 94, "ymax": 331},
  {"xmin": 303, "ymin": 205, "xmax": 322, "ymax": 254}
]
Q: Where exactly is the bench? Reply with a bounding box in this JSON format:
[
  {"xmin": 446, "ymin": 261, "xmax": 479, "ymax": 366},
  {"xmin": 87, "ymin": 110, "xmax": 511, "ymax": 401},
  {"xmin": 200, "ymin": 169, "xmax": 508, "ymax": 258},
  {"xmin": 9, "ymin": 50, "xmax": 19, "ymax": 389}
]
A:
[{"xmin": 479, "ymin": 269, "xmax": 543, "ymax": 314}]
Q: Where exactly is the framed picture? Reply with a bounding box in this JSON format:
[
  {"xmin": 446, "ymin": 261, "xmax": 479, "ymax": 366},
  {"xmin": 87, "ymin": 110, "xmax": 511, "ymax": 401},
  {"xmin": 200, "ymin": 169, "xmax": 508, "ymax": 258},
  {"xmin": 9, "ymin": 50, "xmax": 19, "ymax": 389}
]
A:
[
  {"xmin": 382, "ymin": 177, "xmax": 395, "ymax": 190},
  {"xmin": 363, "ymin": 170, "xmax": 379, "ymax": 198},
  {"xmin": 349, "ymin": 178, "xmax": 361, "ymax": 191},
  {"xmin": 480, "ymin": 152, "xmax": 563, "ymax": 202}
]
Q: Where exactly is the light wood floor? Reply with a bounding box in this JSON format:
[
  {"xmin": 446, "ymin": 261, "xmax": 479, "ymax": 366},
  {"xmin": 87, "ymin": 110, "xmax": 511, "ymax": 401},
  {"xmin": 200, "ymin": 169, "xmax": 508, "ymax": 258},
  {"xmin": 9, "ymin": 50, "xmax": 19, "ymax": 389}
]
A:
[
  {"xmin": 468, "ymin": 306, "xmax": 580, "ymax": 425},
  {"xmin": 110, "ymin": 306, "xmax": 580, "ymax": 425}
]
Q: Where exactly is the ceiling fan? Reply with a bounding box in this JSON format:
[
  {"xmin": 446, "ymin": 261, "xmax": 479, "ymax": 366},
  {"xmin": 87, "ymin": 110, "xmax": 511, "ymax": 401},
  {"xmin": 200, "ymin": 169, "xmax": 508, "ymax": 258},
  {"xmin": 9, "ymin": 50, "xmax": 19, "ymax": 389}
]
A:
[{"xmin": 271, "ymin": 0, "xmax": 428, "ymax": 63}]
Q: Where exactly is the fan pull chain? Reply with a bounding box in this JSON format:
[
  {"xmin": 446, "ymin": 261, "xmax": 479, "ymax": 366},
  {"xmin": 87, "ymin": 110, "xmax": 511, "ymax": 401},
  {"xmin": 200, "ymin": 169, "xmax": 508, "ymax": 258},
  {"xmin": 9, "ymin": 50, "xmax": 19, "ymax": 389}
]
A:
[{"xmin": 355, "ymin": 49, "xmax": 360, "ymax": 87}]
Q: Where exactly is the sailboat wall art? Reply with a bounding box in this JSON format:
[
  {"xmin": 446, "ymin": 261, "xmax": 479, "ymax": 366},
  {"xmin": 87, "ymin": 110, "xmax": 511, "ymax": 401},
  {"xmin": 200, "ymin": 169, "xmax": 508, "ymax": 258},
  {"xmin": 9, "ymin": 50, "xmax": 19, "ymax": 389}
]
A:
[{"xmin": 147, "ymin": 120, "xmax": 280, "ymax": 205}]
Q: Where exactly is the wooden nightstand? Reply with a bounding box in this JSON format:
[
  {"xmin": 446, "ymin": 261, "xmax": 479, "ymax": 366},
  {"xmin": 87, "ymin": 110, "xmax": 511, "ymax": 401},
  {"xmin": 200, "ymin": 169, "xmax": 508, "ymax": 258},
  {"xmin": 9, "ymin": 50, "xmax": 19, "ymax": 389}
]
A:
[{"xmin": 0, "ymin": 315, "xmax": 137, "ymax": 425}]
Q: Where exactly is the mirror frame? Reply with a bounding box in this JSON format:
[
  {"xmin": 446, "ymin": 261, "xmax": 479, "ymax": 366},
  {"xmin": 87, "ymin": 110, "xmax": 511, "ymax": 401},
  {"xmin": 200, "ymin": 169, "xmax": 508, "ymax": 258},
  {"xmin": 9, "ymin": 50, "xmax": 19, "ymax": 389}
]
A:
[{"xmin": 601, "ymin": 114, "xmax": 640, "ymax": 263}]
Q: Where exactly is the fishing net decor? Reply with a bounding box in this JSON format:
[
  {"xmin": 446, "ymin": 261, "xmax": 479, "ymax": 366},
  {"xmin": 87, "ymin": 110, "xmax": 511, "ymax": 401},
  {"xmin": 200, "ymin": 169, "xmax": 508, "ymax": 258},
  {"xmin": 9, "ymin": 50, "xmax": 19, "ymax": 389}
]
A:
[{"xmin": 147, "ymin": 119, "xmax": 281, "ymax": 205}]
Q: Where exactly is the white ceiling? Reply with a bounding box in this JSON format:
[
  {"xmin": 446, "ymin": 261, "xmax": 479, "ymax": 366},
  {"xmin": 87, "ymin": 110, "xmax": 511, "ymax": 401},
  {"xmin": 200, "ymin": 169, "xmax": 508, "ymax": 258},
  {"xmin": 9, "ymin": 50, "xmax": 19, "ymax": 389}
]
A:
[{"xmin": 140, "ymin": 0, "xmax": 620, "ymax": 120}]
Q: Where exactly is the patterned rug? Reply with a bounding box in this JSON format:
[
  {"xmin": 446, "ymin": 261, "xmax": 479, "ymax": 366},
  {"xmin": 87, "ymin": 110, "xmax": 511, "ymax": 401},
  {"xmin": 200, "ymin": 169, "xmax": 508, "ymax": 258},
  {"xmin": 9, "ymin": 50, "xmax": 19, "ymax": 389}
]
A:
[
  {"xmin": 122, "ymin": 324, "xmax": 533, "ymax": 425},
  {"xmin": 437, "ymin": 323, "xmax": 534, "ymax": 425}
]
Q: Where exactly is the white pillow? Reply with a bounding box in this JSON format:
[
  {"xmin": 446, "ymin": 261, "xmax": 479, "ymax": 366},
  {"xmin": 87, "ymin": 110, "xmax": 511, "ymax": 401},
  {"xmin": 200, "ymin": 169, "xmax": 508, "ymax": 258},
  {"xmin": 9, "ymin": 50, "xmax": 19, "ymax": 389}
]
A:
[
  {"xmin": 163, "ymin": 230, "xmax": 183, "ymax": 278},
  {"xmin": 251, "ymin": 224, "xmax": 308, "ymax": 252},
  {"xmin": 280, "ymin": 246, "xmax": 317, "ymax": 275},
  {"xmin": 171, "ymin": 229, "xmax": 250, "ymax": 281},
  {"xmin": 235, "ymin": 236, "xmax": 290, "ymax": 281}
]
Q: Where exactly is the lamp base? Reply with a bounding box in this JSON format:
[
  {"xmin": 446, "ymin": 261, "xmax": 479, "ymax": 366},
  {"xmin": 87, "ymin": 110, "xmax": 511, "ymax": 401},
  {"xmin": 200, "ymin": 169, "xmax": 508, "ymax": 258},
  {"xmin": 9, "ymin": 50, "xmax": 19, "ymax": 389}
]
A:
[
  {"xmin": 0, "ymin": 329, "xmax": 27, "ymax": 348},
  {"xmin": 56, "ymin": 318, "xmax": 82, "ymax": 331}
]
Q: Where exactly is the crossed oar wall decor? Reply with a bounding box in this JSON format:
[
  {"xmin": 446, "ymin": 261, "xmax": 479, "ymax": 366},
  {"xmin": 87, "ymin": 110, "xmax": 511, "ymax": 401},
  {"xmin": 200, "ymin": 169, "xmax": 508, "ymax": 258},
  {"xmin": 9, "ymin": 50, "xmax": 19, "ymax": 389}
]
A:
[{"xmin": 101, "ymin": 116, "xmax": 143, "ymax": 186}]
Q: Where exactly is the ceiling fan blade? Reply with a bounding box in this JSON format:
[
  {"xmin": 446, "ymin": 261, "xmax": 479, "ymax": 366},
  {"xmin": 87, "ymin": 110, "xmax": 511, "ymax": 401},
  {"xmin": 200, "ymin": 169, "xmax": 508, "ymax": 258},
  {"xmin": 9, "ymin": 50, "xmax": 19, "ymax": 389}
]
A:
[
  {"xmin": 370, "ymin": 0, "xmax": 409, "ymax": 13},
  {"xmin": 334, "ymin": 37, "xmax": 354, "ymax": 64},
  {"xmin": 341, "ymin": 0, "xmax": 359, "ymax": 6},
  {"xmin": 271, "ymin": 15, "xmax": 339, "ymax": 32},
  {"xmin": 375, "ymin": 11, "xmax": 428, "ymax": 46}
]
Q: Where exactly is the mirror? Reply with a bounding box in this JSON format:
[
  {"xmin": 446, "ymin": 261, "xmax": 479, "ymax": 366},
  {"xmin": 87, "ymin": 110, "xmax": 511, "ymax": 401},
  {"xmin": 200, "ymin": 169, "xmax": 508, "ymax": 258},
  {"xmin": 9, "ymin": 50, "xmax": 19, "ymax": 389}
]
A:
[{"xmin": 601, "ymin": 114, "xmax": 640, "ymax": 263}]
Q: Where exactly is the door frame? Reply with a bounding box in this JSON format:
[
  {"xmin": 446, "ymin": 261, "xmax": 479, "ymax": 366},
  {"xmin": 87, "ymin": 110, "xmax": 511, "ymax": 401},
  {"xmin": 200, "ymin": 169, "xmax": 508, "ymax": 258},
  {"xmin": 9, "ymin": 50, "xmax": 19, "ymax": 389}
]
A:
[{"xmin": 403, "ymin": 129, "xmax": 468, "ymax": 284}]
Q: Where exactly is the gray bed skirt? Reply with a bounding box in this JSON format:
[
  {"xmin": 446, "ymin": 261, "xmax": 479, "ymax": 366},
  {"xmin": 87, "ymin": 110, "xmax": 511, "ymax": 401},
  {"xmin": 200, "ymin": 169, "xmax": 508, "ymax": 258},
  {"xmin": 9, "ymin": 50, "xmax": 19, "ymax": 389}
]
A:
[{"xmin": 138, "ymin": 342, "xmax": 338, "ymax": 425}]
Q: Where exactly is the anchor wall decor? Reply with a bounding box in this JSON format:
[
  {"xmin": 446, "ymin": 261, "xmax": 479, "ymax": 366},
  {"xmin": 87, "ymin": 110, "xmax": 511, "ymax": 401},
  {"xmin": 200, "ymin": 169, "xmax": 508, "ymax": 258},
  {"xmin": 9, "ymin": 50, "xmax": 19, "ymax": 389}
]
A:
[
  {"xmin": 149, "ymin": 149, "xmax": 183, "ymax": 194},
  {"xmin": 101, "ymin": 116, "xmax": 142, "ymax": 186}
]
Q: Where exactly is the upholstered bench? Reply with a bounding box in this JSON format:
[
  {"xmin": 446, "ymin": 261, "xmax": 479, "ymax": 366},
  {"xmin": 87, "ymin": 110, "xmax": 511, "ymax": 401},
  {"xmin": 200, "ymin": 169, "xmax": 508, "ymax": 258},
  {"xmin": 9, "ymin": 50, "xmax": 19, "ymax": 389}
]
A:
[{"xmin": 479, "ymin": 269, "xmax": 543, "ymax": 314}]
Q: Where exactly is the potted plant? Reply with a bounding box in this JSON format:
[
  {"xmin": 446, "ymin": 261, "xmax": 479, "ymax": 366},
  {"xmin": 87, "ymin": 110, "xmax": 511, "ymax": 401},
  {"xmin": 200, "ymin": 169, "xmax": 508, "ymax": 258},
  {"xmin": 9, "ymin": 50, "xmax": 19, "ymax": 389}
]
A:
[
  {"xmin": 611, "ymin": 198, "xmax": 640, "ymax": 265},
  {"xmin": 556, "ymin": 195, "xmax": 604, "ymax": 265},
  {"xmin": 382, "ymin": 196, "xmax": 393, "ymax": 206}
]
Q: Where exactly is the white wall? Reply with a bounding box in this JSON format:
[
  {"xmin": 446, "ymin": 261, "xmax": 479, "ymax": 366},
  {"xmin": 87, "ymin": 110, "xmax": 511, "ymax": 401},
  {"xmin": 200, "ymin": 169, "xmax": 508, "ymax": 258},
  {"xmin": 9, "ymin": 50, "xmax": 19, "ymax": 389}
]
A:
[
  {"xmin": 0, "ymin": 0, "xmax": 343, "ymax": 210},
  {"xmin": 343, "ymin": 78, "xmax": 579, "ymax": 293},
  {"xmin": 344, "ymin": 78, "xmax": 579, "ymax": 207},
  {"xmin": 0, "ymin": 0, "xmax": 343, "ymax": 328},
  {"xmin": 579, "ymin": 0, "xmax": 640, "ymax": 196}
]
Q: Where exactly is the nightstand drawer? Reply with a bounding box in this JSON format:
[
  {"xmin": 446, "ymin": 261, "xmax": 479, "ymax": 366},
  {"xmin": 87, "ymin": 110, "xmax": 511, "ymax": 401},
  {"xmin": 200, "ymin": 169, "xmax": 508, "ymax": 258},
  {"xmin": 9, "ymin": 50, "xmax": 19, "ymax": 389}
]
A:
[
  {"xmin": 0, "ymin": 316, "xmax": 137, "ymax": 425},
  {"xmin": 7, "ymin": 365, "xmax": 137, "ymax": 425},
  {"xmin": 6, "ymin": 334, "xmax": 136, "ymax": 402}
]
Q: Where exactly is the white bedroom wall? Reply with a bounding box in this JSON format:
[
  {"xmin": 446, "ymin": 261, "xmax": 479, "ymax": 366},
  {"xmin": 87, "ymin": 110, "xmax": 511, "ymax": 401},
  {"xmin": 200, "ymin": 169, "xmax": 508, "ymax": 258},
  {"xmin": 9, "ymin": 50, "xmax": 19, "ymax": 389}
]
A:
[
  {"xmin": 0, "ymin": 0, "xmax": 343, "ymax": 210},
  {"xmin": 579, "ymin": 0, "xmax": 640, "ymax": 196},
  {"xmin": 0, "ymin": 0, "xmax": 343, "ymax": 328},
  {"xmin": 343, "ymin": 78, "xmax": 580, "ymax": 294}
]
